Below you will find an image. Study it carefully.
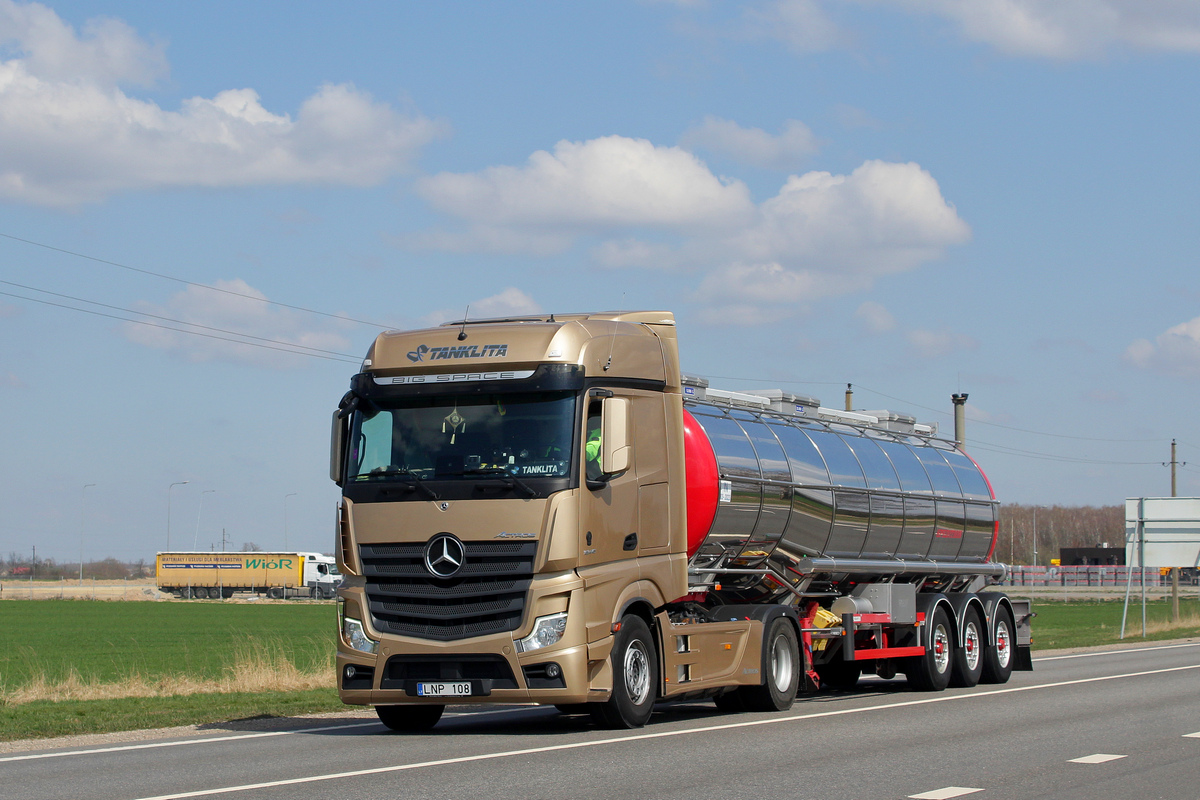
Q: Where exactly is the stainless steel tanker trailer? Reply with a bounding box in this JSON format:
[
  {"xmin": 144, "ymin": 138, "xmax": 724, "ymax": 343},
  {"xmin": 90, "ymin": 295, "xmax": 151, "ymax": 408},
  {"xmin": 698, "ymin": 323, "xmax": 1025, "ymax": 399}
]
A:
[{"xmin": 330, "ymin": 310, "xmax": 1032, "ymax": 731}]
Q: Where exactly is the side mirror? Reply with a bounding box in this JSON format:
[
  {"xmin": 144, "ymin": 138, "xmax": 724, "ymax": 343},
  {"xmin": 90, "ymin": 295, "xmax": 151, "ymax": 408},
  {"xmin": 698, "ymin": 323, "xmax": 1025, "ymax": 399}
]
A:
[
  {"xmin": 330, "ymin": 410, "xmax": 346, "ymax": 485},
  {"xmin": 600, "ymin": 397, "xmax": 631, "ymax": 475}
]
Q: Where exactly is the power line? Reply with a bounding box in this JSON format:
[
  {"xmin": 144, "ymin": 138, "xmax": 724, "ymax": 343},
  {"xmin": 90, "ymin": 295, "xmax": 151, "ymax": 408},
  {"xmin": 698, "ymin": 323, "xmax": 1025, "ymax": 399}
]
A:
[
  {"xmin": 1, "ymin": 279, "xmax": 362, "ymax": 360},
  {"xmin": 0, "ymin": 230, "xmax": 397, "ymax": 330},
  {"xmin": 0, "ymin": 290, "xmax": 360, "ymax": 364}
]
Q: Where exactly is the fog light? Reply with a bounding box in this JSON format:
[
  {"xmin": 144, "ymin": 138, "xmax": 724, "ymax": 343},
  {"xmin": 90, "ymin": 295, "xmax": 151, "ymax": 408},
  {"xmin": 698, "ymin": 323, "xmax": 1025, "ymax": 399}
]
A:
[
  {"xmin": 344, "ymin": 665, "xmax": 358, "ymax": 680},
  {"xmin": 545, "ymin": 662, "xmax": 561, "ymax": 679}
]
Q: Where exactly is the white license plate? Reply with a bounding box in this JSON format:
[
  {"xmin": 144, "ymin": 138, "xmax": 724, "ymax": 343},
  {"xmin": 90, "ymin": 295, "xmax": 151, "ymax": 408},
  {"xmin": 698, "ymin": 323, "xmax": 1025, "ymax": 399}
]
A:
[{"xmin": 417, "ymin": 682, "xmax": 472, "ymax": 697}]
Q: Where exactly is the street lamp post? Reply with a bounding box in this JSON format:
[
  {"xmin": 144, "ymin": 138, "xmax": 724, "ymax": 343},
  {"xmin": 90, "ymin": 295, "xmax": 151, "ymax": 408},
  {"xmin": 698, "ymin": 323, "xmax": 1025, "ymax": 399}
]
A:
[
  {"xmin": 194, "ymin": 490, "xmax": 216, "ymax": 549},
  {"xmin": 284, "ymin": 493, "xmax": 297, "ymax": 551},
  {"xmin": 80, "ymin": 483, "xmax": 96, "ymax": 583},
  {"xmin": 167, "ymin": 481, "xmax": 189, "ymax": 551}
]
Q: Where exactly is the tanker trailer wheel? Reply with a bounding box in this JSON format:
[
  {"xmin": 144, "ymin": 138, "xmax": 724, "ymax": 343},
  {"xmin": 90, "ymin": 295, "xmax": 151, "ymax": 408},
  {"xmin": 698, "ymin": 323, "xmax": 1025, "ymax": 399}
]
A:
[
  {"xmin": 591, "ymin": 615, "xmax": 658, "ymax": 729},
  {"xmin": 376, "ymin": 704, "xmax": 444, "ymax": 732},
  {"xmin": 905, "ymin": 606, "xmax": 954, "ymax": 692},
  {"xmin": 980, "ymin": 605, "xmax": 1015, "ymax": 685},
  {"xmin": 950, "ymin": 607, "xmax": 984, "ymax": 688},
  {"xmin": 736, "ymin": 617, "xmax": 800, "ymax": 711}
]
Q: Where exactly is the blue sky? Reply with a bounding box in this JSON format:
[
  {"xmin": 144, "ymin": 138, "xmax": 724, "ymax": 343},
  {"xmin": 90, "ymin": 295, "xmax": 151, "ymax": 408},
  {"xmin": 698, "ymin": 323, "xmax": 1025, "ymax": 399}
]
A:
[{"xmin": 3, "ymin": 0, "xmax": 1200, "ymax": 564}]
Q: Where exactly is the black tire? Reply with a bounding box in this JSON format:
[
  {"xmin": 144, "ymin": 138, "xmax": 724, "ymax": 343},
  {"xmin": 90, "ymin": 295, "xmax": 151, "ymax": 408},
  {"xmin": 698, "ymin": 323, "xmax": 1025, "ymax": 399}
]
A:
[
  {"xmin": 179, "ymin": 587, "xmax": 193, "ymax": 600},
  {"xmin": 950, "ymin": 607, "xmax": 984, "ymax": 688},
  {"xmin": 554, "ymin": 704, "xmax": 590, "ymax": 715},
  {"xmin": 193, "ymin": 587, "xmax": 209, "ymax": 600},
  {"xmin": 980, "ymin": 605, "xmax": 1015, "ymax": 684},
  {"xmin": 739, "ymin": 617, "xmax": 801, "ymax": 711},
  {"xmin": 591, "ymin": 615, "xmax": 658, "ymax": 729},
  {"xmin": 816, "ymin": 658, "xmax": 862, "ymax": 691},
  {"xmin": 905, "ymin": 605, "xmax": 954, "ymax": 692},
  {"xmin": 376, "ymin": 704, "xmax": 444, "ymax": 732},
  {"xmin": 266, "ymin": 587, "xmax": 284, "ymax": 600}
]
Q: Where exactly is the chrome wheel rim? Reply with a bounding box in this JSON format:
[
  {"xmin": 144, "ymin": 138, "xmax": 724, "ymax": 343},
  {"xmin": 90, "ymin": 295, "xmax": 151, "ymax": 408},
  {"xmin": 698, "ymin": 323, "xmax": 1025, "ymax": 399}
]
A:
[
  {"xmin": 933, "ymin": 624, "xmax": 951, "ymax": 674},
  {"xmin": 964, "ymin": 622, "xmax": 981, "ymax": 672},
  {"xmin": 624, "ymin": 640, "xmax": 651, "ymax": 705},
  {"xmin": 770, "ymin": 633, "xmax": 795, "ymax": 692},
  {"xmin": 995, "ymin": 620, "xmax": 1012, "ymax": 668}
]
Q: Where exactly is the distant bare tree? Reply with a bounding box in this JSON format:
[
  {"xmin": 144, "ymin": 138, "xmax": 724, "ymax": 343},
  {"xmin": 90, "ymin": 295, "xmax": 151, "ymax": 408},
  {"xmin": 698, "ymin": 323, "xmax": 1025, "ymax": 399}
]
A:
[
  {"xmin": 241, "ymin": 542, "xmax": 263, "ymax": 552},
  {"xmin": 997, "ymin": 504, "xmax": 1124, "ymax": 566}
]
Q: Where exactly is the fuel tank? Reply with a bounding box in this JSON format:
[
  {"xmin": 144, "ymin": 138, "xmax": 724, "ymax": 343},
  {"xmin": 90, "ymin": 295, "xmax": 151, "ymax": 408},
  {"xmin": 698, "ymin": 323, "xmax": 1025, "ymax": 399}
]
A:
[{"xmin": 682, "ymin": 402, "xmax": 998, "ymax": 566}]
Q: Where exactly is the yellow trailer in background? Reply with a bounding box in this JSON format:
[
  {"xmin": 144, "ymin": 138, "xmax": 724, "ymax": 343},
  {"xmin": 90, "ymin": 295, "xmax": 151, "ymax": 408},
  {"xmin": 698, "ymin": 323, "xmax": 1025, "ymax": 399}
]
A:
[{"xmin": 155, "ymin": 551, "xmax": 339, "ymax": 599}]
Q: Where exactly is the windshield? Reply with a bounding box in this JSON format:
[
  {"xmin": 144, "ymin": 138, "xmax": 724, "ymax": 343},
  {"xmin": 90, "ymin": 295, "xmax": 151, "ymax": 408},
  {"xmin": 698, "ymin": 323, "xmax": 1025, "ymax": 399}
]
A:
[{"xmin": 346, "ymin": 391, "xmax": 576, "ymax": 483}]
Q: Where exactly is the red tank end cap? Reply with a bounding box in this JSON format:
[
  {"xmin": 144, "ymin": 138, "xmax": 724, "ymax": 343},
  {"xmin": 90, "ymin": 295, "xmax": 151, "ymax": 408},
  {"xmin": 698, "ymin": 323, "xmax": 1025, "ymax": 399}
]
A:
[{"xmin": 683, "ymin": 408, "xmax": 719, "ymax": 557}]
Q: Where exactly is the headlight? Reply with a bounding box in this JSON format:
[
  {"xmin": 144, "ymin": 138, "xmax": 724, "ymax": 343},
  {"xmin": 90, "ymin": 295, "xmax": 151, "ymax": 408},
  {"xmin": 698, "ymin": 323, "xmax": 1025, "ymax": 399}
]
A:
[
  {"xmin": 342, "ymin": 615, "xmax": 378, "ymax": 655},
  {"xmin": 515, "ymin": 612, "xmax": 568, "ymax": 653}
]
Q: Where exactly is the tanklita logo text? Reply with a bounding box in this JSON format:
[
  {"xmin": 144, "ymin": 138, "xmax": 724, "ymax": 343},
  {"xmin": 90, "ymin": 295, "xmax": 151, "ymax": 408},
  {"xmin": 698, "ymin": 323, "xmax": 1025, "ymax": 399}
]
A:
[{"xmin": 407, "ymin": 344, "xmax": 509, "ymax": 363}]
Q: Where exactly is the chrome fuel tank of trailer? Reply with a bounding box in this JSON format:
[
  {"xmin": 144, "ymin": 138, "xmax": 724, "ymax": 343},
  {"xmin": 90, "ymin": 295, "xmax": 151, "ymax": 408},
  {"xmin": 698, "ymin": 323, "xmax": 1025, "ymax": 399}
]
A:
[{"xmin": 682, "ymin": 401, "xmax": 998, "ymax": 569}]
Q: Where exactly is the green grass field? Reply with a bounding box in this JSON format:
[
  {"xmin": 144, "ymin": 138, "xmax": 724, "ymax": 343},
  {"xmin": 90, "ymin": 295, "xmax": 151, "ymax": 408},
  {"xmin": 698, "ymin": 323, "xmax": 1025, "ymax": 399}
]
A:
[
  {"xmin": 2, "ymin": 596, "xmax": 1199, "ymax": 743},
  {"xmin": 0, "ymin": 599, "xmax": 335, "ymax": 687}
]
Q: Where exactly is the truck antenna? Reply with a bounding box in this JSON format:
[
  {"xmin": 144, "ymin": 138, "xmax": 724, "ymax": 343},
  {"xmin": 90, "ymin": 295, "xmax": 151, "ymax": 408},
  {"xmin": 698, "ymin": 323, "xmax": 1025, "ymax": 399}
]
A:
[
  {"xmin": 604, "ymin": 294, "xmax": 625, "ymax": 371},
  {"xmin": 457, "ymin": 305, "xmax": 470, "ymax": 340}
]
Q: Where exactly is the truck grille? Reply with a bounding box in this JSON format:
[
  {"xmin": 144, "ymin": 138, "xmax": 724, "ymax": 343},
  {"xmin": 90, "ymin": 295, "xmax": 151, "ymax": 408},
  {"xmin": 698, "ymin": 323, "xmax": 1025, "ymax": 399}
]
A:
[{"xmin": 359, "ymin": 541, "xmax": 537, "ymax": 642}]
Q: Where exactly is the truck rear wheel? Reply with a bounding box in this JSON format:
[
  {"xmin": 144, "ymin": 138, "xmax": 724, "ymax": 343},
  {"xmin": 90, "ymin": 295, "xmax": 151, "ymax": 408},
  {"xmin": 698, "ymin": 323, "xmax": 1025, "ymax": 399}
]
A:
[
  {"xmin": 591, "ymin": 615, "xmax": 657, "ymax": 729},
  {"xmin": 376, "ymin": 704, "xmax": 444, "ymax": 732},
  {"xmin": 739, "ymin": 617, "xmax": 800, "ymax": 711},
  {"xmin": 950, "ymin": 607, "xmax": 984, "ymax": 688},
  {"xmin": 266, "ymin": 587, "xmax": 284, "ymax": 600},
  {"xmin": 980, "ymin": 605, "xmax": 1015, "ymax": 684},
  {"xmin": 905, "ymin": 606, "xmax": 954, "ymax": 692}
]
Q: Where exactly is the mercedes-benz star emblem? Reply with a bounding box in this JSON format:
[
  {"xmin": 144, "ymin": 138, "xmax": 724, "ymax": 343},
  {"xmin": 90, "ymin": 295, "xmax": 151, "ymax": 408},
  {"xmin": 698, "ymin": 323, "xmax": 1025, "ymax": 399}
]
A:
[{"xmin": 424, "ymin": 533, "xmax": 465, "ymax": 578}]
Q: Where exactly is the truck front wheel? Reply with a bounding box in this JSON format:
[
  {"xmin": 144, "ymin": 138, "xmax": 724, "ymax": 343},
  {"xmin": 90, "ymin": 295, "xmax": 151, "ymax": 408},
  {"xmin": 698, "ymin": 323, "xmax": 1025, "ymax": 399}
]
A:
[
  {"xmin": 376, "ymin": 704, "xmax": 444, "ymax": 732},
  {"xmin": 591, "ymin": 615, "xmax": 658, "ymax": 729}
]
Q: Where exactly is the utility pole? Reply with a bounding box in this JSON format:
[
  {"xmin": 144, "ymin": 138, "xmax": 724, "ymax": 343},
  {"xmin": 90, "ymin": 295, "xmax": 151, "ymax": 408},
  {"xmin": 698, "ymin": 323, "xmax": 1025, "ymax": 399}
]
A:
[
  {"xmin": 844, "ymin": 383, "xmax": 853, "ymax": 412},
  {"xmin": 1165, "ymin": 440, "xmax": 1185, "ymax": 621},
  {"xmin": 952, "ymin": 393, "xmax": 968, "ymax": 446}
]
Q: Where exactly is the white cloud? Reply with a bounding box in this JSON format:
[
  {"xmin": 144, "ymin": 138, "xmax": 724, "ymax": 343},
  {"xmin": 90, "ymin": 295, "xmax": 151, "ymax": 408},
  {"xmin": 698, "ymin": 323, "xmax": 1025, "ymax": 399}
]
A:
[
  {"xmin": 906, "ymin": 327, "xmax": 979, "ymax": 358},
  {"xmin": 735, "ymin": 160, "xmax": 970, "ymax": 277},
  {"xmin": 1125, "ymin": 317, "xmax": 1200, "ymax": 378},
  {"xmin": 744, "ymin": 0, "xmax": 845, "ymax": 53},
  {"xmin": 0, "ymin": 2, "xmax": 443, "ymax": 205},
  {"xmin": 119, "ymin": 279, "xmax": 353, "ymax": 368},
  {"xmin": 412, "ymin": 138, "xmax": 969, "ymax": 324},
  {"xmin": 417, "ymin": 135, "xmax": 755, "ymax": 238},
  {"xmin": 679, "ymin": 116, "xmax": 819, "ymax": 170},
  {"xmin": 420, "ymin": 288, "xmax": 542, "ymax": 328},
  {"xmin": 855, "ymin": 300, "xmax": 896, "ymax": 333},
  {"xmin": 878, "ymin": 0, "xmax": 1200, "ymax": 58},
  {"xmin": 0, "ymin": 0, "xmax": 167, "ymax": 86}
]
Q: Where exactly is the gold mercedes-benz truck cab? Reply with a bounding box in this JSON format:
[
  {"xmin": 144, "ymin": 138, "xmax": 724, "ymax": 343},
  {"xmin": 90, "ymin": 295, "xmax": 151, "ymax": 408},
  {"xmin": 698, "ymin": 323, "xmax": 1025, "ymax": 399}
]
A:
[
  {"xmin": 331, "ymin": 311, "xmax": 1031, "ymax": 732},
  {"xmin": 330, "ymin": 311, "xmax": 699, "ymax": 731}
]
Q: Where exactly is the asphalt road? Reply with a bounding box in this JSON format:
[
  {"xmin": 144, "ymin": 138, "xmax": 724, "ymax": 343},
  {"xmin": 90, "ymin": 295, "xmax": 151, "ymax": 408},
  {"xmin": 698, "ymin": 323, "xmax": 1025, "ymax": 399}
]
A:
[{"xmin": 5, "ymin": 641, "xmax": 1200, "ymax": 800}]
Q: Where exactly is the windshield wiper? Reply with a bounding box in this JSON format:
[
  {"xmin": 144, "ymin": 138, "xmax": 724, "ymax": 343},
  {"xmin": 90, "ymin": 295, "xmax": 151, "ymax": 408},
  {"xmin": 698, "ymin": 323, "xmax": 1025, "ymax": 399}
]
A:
[
  {"xmin": 367, "ymin": 466, "xmax": 440, "ymax": 500},
  {"xmin": 456, "ymin": 467, "xmax": 538, "ymax": 498}
]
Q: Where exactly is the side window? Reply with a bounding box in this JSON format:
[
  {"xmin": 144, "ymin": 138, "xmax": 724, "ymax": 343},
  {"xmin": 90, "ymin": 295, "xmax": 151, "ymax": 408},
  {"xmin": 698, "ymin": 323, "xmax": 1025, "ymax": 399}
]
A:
[{"xmin": 585, "ymin": 400, "xmax": 603, "ymax": 481}]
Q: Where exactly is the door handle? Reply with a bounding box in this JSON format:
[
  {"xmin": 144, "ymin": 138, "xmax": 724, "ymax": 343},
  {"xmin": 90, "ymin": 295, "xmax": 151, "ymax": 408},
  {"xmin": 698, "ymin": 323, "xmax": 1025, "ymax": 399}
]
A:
[{"xmin": 623, "ymin": 532, "xmax": 638, "ymax": 551}]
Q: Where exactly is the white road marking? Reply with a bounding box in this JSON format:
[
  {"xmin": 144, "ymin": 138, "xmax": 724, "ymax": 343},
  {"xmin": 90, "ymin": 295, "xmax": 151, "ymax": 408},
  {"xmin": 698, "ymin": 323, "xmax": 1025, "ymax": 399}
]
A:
[
  {"xmin": 125, "ymin": 662, "xmax": 1200, "ymax": 800},
  {"xmin": 1069, "ymin": 753, "xmax": 1127, "ymax": 764},
  {"xmin": 1185, "ymin": 731, "xmax": 1200, "ymax": 738},
  {"xmin": 0, "ymin": 705, "xmax": 539, "ymax": 763},
  {"xmin": 908, "ymin": 788, "xmax": 984, "ymax": 799},
  {"xmin": 1036, "ymin": 641, "xmax": 1200, "ymax": 662},
  {"xmin": 0, "ymin": 722, "xmax": 380, "ymax": 764}
]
